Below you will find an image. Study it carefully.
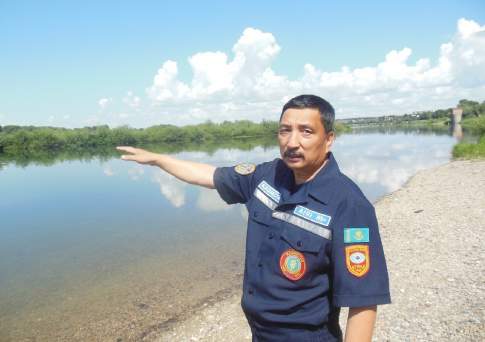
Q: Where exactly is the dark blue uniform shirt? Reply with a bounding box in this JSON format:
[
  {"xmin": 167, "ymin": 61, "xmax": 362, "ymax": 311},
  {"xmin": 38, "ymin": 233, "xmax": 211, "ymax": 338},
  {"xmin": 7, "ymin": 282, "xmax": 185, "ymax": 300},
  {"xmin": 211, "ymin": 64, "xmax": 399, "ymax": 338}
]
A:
[{"xmin": 213, "ymin": 152, "xmax": 391, "ymax": 341}]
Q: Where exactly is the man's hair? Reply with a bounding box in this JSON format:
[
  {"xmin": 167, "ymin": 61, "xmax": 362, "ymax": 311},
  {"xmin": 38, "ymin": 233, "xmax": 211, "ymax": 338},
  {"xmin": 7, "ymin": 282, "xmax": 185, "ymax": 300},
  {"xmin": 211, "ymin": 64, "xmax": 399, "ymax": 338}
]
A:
[{"xmin": 280, "ymin": 95, "xmax": 335, "ymax": 133}]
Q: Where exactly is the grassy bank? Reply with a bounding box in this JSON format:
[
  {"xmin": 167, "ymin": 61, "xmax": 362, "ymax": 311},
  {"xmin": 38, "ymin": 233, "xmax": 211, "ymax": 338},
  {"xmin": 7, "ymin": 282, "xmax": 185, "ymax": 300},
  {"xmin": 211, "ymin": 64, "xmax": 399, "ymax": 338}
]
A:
[{"xmin": 453, "ymin": 116, "xmax": 485, "ymax": 159}]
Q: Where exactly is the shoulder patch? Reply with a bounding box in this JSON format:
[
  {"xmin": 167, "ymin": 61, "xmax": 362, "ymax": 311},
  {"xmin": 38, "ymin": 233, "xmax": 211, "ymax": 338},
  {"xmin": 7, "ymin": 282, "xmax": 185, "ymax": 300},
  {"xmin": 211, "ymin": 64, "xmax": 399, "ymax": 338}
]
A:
[
  {"xmin": 345, "ymin": 244, "xmax": 370, "ymax": 277},
  {"xmin": 234, "ymin": 163, "xmax": 255, "ymax": 175}
]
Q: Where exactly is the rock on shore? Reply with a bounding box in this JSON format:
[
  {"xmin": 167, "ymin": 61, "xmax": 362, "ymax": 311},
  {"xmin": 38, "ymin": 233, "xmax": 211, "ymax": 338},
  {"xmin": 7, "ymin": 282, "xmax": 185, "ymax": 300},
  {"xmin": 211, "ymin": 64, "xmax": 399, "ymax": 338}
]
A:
[{"xmin": 155, "ymin": 160, "xmax": 485, "ymax": 342}]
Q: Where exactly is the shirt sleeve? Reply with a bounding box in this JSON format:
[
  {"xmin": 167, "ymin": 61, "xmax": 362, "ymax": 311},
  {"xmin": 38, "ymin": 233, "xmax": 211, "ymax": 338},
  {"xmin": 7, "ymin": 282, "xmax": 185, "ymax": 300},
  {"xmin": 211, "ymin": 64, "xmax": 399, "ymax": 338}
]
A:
[
  {"xmin": 331, "ymin": 199, "xmax": 391, "ymax": 307},
  {"xmin": 213, "ymin": 164, "xmax": 259, "ymax": 204}
]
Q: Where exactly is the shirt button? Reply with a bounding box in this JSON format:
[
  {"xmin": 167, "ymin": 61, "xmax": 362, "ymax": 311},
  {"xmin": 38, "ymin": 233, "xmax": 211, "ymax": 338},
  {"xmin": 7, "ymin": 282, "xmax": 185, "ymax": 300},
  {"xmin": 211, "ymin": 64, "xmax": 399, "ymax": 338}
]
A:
[
  {"xmin": 248, "ymin": 289, "xmax": 254, "ymax": 295},
  {"xmin": 258, "ymin": 263, "xmax": 262, "ymax": 267},
  {"xmin": 268, "ymin": 232, "xmax": 274, "ymax": 239},
  {"xmin": 297, "ymin": 240, "xmax": 303, "ymax": 247},
  {"xmin": 254, "ymin": 212, "xmax": 259, "ymax": 218}
]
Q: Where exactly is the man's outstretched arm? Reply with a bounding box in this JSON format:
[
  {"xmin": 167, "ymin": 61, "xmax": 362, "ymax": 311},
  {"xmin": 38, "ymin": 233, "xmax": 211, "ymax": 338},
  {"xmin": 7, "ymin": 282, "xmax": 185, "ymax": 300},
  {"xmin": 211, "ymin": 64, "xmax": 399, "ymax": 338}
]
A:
[{"xmin": 116, "ymin": 146, "xmax": 216, "ymax": 189}]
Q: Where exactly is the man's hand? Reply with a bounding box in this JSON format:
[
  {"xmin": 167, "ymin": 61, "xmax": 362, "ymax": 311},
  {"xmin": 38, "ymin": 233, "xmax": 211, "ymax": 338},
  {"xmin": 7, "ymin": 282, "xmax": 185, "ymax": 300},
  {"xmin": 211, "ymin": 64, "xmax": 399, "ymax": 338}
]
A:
[
  {"xmin": 116, "ymin": 146, "xmax": 159, "ymax": 165},
  {"xmin": 116, "ymin": 146, "xmax": 216, "ymax": 189}
]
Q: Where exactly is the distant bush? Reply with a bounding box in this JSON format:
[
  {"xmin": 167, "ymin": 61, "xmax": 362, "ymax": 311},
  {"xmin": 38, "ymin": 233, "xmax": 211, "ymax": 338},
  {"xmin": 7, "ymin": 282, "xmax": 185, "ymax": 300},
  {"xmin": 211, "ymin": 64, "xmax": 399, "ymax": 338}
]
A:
[
  {"xmin": 461, "ymin": 115, "xmax": 485, "ymax": 135},
  {"xmin": 453, "ymin": 135, "xmax": 485, "ymax": 159},
  {"xmin": 453, "ymin": 116, "xmax": 485, "ymax": 159}
]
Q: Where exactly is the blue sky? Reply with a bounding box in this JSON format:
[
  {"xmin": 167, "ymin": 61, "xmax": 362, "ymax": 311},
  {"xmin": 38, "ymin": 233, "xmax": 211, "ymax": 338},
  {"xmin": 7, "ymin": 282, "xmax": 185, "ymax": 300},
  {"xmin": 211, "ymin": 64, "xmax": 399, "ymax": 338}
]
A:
[{"xmin": 1, "ymin": 0, "xmax": 484, "ymax": 127}]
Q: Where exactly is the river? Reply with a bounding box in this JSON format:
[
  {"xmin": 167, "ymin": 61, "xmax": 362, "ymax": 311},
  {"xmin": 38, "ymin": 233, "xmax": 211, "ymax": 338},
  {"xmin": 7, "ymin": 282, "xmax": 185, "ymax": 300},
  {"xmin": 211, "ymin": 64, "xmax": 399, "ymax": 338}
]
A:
[{"xmin": 0, "ymin": 127, "xmax": 458, "ymax": 341}]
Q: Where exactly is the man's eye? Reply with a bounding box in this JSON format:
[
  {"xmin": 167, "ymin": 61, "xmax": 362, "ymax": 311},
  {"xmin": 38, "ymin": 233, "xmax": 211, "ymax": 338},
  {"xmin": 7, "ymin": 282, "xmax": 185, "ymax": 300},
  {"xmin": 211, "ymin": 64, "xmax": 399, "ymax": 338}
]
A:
[
  {"xmin": 303, "ymin": 129, "xmax": 312, "ymax": 135},
  {"xmin": 279, "ymin": 128, "xmax": 290, "ymax": 134}
]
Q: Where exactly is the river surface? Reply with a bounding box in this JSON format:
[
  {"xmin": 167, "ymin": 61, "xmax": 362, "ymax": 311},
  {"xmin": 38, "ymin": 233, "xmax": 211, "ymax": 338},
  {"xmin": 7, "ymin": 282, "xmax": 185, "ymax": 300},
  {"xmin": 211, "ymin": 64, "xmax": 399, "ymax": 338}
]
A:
[{"xmin": 0, "ymin": 128, "xmax": 458, "ymax": 341}]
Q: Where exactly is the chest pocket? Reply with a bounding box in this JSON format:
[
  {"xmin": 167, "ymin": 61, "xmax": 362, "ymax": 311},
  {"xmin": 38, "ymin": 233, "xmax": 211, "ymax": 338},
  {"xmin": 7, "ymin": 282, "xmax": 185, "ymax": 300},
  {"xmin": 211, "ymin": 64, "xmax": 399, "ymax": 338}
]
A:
[
  {"xmin": 278, "ymin": 225, "xmax": 331, "ymax": 279},
  {"xmin": 248, "ymin": 199, "xmax": 274, "ymax": 226},
  {"xmin": 280, "ymin": 226, "xmax": 324, "ymax": 254}
]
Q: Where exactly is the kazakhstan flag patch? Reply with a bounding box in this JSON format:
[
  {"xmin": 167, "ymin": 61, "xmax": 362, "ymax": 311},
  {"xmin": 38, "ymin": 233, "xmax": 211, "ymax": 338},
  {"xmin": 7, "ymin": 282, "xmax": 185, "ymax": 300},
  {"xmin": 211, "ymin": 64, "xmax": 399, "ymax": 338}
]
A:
[{"xmin": 344, "ymin": 228, "xmax": 369, "ymax": 243}]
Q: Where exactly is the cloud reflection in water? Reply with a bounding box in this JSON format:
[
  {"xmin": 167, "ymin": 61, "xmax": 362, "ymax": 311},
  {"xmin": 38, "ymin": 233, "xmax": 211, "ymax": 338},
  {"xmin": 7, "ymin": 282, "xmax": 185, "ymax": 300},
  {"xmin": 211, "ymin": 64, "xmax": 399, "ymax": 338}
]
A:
[{"xmin": 104, "ymin": 130, "xmax": 455, "ymax": 208}]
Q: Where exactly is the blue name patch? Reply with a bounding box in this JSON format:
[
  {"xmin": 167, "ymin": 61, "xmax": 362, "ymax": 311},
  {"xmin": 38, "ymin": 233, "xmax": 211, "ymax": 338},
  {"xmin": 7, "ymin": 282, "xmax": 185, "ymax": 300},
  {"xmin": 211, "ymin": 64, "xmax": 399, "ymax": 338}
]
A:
[
  {"xmin": 293, "ymin": 205, "xmax": 331, "ymax": 226},
  {"xmin": 344, "ymin": 228, "xmax": 370, "ymax": 243},
  {"xmin": 257, "ymin": 181, "xmax": 281, "ymax": 203}
]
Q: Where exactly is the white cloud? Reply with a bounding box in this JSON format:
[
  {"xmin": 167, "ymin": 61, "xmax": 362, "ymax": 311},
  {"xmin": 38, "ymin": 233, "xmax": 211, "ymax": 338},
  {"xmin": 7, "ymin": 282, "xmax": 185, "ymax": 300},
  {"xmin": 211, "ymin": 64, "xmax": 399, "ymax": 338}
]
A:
[
  {"xmin": 111, "ymin": 19, "xmax": 485, "ymax": 126},
  {"xmin": 122, "ymin": 91, "xmax": 141, "ymax": 108},
  {"xmin": 98, "ymin": 97, "xmax": 112, "ymax": 110}
]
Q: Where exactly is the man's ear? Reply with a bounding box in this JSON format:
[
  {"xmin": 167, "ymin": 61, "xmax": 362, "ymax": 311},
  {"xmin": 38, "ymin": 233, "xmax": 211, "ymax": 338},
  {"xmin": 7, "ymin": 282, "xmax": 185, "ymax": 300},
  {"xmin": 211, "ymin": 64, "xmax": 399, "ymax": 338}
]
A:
[{"xmin": 325, "ymin": 131, "xmax": 335, "ymax": 149}]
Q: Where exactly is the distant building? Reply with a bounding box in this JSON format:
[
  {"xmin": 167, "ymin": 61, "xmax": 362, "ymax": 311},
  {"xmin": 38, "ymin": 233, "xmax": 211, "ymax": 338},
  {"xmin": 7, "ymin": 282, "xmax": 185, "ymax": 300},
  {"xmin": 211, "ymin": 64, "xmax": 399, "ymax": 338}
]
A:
[{"xmin": 452, "ymin": 107, "xmax": 463, "ymax": 124}]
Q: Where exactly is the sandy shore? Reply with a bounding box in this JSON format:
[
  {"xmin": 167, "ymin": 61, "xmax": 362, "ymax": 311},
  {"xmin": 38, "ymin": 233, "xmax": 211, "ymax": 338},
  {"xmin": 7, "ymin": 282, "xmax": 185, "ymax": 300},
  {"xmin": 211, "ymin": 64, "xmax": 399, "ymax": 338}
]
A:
[{"xmin": 153, "ymin": 160, "xmax": 485, "ymax": 342}]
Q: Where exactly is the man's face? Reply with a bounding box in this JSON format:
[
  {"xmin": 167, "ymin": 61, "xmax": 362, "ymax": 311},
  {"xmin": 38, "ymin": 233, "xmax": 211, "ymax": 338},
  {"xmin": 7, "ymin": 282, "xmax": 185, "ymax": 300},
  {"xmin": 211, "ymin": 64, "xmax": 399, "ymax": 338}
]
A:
[{"xmin": 278, "ymin": 107, "xmax": 334, "ymax": 173}]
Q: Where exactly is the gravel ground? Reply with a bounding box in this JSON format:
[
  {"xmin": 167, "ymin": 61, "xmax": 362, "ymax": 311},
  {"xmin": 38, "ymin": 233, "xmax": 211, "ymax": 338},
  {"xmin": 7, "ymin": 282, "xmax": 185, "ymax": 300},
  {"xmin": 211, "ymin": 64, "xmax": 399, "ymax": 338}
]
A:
[{"xmin": 154, "ymin": 160, "xmax": 485, "ymax": 342}]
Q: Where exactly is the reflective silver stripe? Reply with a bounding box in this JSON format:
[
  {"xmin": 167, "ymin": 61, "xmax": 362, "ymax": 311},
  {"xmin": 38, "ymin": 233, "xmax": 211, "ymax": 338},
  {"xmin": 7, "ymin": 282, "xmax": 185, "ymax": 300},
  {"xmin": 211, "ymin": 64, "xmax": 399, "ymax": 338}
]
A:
[
  {"xmin": 272, "ymin": 211, "xmax": 332, "ymax": 240},
  {"xmin": 254, "ymin": 188, "xmax": 278, "ymax": 210}
]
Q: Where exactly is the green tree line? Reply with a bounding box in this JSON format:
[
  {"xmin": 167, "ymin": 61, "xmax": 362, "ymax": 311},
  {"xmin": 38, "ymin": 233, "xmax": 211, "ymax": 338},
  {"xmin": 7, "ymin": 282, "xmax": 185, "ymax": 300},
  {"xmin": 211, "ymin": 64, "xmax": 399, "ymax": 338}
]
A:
[
  {"xmin": 344, "ymin": 99, "xmax": 485, "ymax": 126},
  {"xmin": 0, "ymin": 120, "xmax": 350, "ymax": 167},
  {"xmin": 0, "ymin": 120, "xmax": 280, "ymax": 155},
  {"xmin": 408, "ymin": 99, "xmax": 485, "ymax": 122}
]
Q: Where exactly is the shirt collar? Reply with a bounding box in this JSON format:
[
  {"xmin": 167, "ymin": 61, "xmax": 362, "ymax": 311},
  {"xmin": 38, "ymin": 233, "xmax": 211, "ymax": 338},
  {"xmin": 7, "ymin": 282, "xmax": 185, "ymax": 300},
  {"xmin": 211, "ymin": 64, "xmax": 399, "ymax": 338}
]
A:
[
  {"xmin": 275, "ymin": 152, "xmax": 340, "ymax": 206},
  {"xmin": 307, "ymin": 152, "xmax": 340, "ymax": 205}
]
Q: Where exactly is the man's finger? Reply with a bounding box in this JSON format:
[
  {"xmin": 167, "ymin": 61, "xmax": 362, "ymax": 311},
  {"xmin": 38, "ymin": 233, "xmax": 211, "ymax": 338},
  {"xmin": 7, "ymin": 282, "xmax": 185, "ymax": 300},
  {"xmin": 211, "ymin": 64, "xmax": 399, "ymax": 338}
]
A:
[
  {"xmin": 116, "ymin": 146, "xmax": 136, "ymax": 154},
  {"xmin": 121, "ymin": 154, "xmax": 141, "ymax": 162}
]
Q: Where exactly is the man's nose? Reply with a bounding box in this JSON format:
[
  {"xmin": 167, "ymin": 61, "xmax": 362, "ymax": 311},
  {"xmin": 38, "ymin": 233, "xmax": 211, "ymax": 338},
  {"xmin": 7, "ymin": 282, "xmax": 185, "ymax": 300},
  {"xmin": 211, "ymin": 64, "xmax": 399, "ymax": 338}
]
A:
[{"xmin": 287, "ymin": 132, "xmax": 300, "ymax": 148}]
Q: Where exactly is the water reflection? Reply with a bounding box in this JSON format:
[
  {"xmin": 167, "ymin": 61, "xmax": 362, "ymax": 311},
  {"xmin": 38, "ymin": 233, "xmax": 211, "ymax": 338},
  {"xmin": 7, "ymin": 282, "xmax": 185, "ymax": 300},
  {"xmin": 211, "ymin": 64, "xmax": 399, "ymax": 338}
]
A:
[
  {"xmin": 452, "ymin": 123, "xmax": 463, "ymax": 140},
  {"xmin": 96, "ymin": 130, "xmax": 458, "ymax": 206},
  {"xmin": 127, "ymin": 165, "xmax": 145, "ymax": 181},
  {"xmin": 333, "ymin": 132, "xmax": 456, "ymax": 200},
  {"xmin": 196, "ymin": 187, "xmax": 230, "ymax": 212},
  {"xmin": 151, "ymin": 171, "xmax": 187, "ymax": 207},
  {"xmin": 102, "ymin": 164, "xmax": 115, "ymax": 176}
]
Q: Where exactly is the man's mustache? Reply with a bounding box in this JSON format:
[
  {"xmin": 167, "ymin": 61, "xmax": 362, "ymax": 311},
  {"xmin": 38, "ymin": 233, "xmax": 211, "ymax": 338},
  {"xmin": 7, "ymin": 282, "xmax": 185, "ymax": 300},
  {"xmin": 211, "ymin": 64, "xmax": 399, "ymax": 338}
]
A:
[{"xmin": 283, "ymin": 150, "xmax": 304, "ymax": 158}]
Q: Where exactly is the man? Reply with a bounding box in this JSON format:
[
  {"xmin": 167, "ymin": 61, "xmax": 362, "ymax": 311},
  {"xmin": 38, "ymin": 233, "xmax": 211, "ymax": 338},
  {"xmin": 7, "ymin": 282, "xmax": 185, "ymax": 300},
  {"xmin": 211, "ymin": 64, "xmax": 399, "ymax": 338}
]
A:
[{"xmin": 117, "ymin": 94, "xmax": 391, "ymax": 341}]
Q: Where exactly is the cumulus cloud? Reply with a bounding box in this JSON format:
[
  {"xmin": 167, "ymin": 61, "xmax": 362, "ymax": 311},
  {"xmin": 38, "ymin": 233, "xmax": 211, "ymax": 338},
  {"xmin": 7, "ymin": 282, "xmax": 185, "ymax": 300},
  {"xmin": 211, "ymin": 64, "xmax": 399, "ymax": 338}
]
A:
[
  {"xmin": 98, "ymin": 97, "xmax": 112, "ymax": 110},
  {"xmin": 143, "ymin": 19, "xmax": 485, "ymax": 124},
  {"xmin": 123, "ymin": 91, "xmax": 141, "ymax": 108},
  {"xmin": 87, "ymin": 18, "xmax": 482, "ymax": 127}
]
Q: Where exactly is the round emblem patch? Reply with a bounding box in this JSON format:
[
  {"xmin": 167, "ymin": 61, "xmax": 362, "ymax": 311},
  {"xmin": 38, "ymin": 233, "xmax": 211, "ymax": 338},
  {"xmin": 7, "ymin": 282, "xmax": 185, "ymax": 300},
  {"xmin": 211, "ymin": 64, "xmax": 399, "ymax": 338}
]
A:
[
  {"xmin": 279, "ymin": 249, "xmax": 306, "ymax": 281},
  {"xmin": 234, "ymin": 163, "xmax": 255, "ymax": 175}
]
